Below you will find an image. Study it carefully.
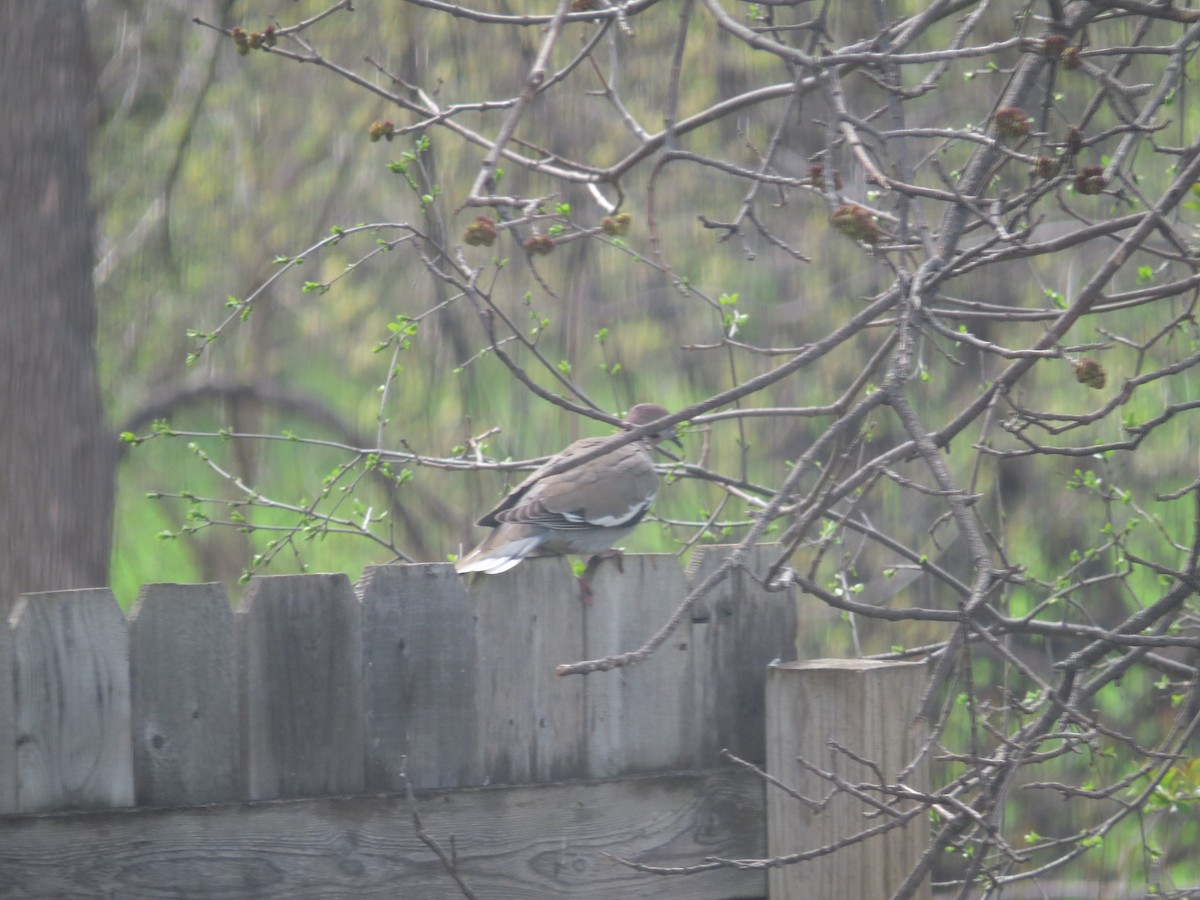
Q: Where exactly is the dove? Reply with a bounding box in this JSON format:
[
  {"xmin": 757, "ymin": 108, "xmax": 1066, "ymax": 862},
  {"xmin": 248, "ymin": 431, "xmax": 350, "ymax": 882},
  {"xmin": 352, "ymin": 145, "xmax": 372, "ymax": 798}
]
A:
[{"xmin": 455, "ymin": 404, "xmax": 680, "ymax": 577}]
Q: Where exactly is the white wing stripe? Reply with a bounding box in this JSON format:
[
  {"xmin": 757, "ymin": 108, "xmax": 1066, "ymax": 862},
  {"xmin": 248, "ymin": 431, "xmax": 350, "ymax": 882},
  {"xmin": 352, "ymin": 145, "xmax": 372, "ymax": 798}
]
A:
[{"xmin": 582, "ymin": 500, "xmax": 652, "ymax": 528}]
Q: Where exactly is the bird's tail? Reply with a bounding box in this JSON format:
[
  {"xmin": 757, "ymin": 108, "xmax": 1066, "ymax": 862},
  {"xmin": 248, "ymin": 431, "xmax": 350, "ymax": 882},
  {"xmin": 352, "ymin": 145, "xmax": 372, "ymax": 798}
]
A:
[{"xmin": 454, "ymin": 526, "xmax": 544, "ymax": 575}]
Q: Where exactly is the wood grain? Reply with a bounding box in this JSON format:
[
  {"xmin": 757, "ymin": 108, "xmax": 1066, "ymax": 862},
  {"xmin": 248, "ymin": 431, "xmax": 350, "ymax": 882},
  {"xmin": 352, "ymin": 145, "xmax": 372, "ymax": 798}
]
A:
[
  {"xmin": 0, "ymin": 769, "xmax": 767, "ymax": 900},
  {"xmin": 766, "ymin": 659, "xmax": 930, "ymax": 900},
  {"xmin": 359, "ymin": 563, "xmax": 478, "ymax": 791},
  {"xmin": 690, "ymin": 544, "xmax": 798, "ymax": 766},
  {"xmin": 7, "ymin": 588, "xmax": 133, "ymax": 813},
  {"xmin": 0, "ymin": 597, "xmax": 16, "ymax": 813},
  {"xmin": 585, "ymin": 554, "xmax": 699, "ymax": 777},
  {"xmin": 465, "ymin": 557, "xmax": 587, "ymax": 786},
  {"xmin": 239, "ymin": 574, "xmax": 364, "ymax": 800},
  {"xmin": 128, "ymin": 582, "xmax": 239, "ymax": 806}
]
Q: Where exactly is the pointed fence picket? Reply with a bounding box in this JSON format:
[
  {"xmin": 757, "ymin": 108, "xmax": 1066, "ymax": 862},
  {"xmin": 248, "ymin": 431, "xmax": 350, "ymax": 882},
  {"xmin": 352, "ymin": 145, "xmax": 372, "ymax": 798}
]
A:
[
  {"xmin": 0, "ymin": 548, "xmax": 929, "ymax": 899},
  {"xmin": 129, "ymin": 581, "xmax": 239, "ymax": 806}
]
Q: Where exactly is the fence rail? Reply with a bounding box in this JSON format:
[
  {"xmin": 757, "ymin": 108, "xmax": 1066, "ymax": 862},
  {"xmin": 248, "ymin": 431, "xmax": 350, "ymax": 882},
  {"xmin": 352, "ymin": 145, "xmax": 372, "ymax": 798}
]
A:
[
  {"xmin": 1, "ymin": 548, "xmax": 931, "ymax": 899},
  {"xmin": 0, "ymin": 769, "xmax": 766, "ymax": 899}
]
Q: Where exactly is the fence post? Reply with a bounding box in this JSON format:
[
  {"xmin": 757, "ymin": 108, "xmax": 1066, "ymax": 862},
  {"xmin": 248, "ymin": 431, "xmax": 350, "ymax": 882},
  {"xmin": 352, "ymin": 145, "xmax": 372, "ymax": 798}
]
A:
[
  {"xmin": 1, "ymin": 596, "xmax": 16, "ymax": 812},
  {"xmin": 766, "ymin": 659, "xmax": 930, "ymax": 900}
]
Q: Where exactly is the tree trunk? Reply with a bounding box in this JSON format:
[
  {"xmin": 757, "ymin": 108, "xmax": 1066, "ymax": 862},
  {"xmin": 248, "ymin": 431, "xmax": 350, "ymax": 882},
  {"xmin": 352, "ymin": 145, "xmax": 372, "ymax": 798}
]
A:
[{"xmin": 0, "ymin": 2, "xmax": 114, "ymax": 598}]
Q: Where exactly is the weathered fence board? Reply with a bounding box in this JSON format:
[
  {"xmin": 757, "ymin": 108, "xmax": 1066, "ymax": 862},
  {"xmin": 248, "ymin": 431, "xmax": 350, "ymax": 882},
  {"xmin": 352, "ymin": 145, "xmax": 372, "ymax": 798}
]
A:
[
  {"xmin": 766, "ymin": 659, "xmax": 931, "ymax": 900},
  {"xmin": 239, "ymin": 573, "xmax": 364, "ymax": 800},
  {"xmin": 690, "ymin": 544, "xmax": 798, "ymax": 766},
  {"xmin": 584, "ymin": 554, "xmax": 697, "ymax": 777},
  {"xmin": 0, "ymin": 599, "xmax": 15, "ymax": 811},
  {"xmin": 466, "ymin": 558, "xmax": 587, "ymax": 786},
  {"xmin": 128, "ymin": 582, "xmax": 239, "ymax": 806},
  {"xmin": 7, "ymin": 588, "xmax": 133, "ymax": 814},
  {"xmin": 0, "ymin": 770, "xmax": 767, "ymax": 900},
  {"xmin": 359, "ymin": 563, "xmax": 479, "ymax": 791},
  {"xmin": 360, "ymin": 557, "xmax": 707, "ymax": 791}
]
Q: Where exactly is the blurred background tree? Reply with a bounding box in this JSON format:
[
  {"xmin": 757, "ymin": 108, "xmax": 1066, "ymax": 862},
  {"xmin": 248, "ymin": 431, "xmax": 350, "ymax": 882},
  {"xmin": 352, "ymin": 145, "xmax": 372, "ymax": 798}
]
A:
[{"xmin": 0, "ymin": 1, "xmax": 114, "ymax": 602}]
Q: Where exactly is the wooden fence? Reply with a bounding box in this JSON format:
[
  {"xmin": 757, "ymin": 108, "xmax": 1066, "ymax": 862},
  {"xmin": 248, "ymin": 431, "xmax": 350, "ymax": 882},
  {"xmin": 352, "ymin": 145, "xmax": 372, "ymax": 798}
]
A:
[{"xmin": 0, "ymin": 547, "xmax": 931, "ymax": 899}]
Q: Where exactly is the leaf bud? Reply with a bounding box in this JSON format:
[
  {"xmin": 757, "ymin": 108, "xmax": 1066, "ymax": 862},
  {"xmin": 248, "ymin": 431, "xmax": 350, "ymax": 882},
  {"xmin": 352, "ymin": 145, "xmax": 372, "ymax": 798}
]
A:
[
  {"xmin": 1073, "ymin": 358, "xmax": 1106, "ymax": 389},
  {"xmin": 994, "ymin": 107, "xmax": 1031, "ymax": 140}
]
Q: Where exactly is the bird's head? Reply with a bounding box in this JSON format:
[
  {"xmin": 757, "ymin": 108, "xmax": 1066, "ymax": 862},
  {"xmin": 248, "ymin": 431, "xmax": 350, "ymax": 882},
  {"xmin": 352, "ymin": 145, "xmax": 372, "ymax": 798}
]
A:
[{"xmin": 623, "ymin": 403, "xmax": 682, "ymax": 448}]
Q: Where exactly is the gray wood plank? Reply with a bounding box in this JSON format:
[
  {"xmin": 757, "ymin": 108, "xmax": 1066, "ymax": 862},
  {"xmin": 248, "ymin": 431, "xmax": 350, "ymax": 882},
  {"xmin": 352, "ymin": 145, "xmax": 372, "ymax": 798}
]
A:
[
  {"xmin": 766, "ymin": 659, "xmax": 930, "ymax": 900},
  {"xmin": 584, "ymin": 554, "xmax": 698, "ymax": 777},
  {"xmin": 0, "ymin": 770, "xmax": 766, "ymax": 900},
  {"xmin": 358, "ymin": 563, "xmax": 477, "ymax": 791},
  {"xmin": 0, "ymin": 598, "xmax": 16, "ymax": 813},
  {"xmin": 128, "ymin": 583, "xmax": 239, "ymax": 806},
  {"xmin": 8, "ymin": 589, "xmax": 133, "ymax": 813},
  {"xmin": 689, "ymin": 543, "xmax": 798, "ymax": 766},
  {"xmin": 464, "ymin": 557, "xmax": 587, "ymax": 785},
  {"xmin": 239, "ymin": 573, "xmax": 364, "ymax": 800}
]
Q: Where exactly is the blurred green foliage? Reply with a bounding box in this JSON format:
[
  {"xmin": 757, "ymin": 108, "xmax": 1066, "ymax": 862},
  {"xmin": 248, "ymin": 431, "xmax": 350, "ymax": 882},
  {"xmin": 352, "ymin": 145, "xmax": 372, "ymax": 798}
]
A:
[{"xmin": 88, "ymin": 1, "xmax": 1200, "ymax": 891}]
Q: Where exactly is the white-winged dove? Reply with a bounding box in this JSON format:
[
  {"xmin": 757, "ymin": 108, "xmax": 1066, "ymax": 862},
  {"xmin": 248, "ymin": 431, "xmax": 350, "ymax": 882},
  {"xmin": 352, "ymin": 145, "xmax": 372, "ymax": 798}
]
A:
[{"xmin": 455, "ymin": 403, "xmax": 680, "ymax": 576}]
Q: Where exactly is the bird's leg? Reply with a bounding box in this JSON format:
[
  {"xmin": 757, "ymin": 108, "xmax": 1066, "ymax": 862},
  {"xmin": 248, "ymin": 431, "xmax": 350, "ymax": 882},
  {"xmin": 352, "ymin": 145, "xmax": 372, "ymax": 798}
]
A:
[
  {"xmin": 599, "ymin": 548, "xmax": 627, "ymax": 573},
  {"xmin": 577, "ymin": 549, "xmax": 625, "ymax": 605},
  {"xmin": 577, "ymin": 577, "xmax": 595, "ymax": 606}
]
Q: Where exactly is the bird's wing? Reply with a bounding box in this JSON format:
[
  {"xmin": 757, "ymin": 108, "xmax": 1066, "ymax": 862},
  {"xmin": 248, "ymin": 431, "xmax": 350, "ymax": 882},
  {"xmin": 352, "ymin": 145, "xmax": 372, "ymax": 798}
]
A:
[
  {"xmin": 476, "ymin": 435, "xmax": 607, "ymax": 527},
  {"xmin": 486, "ymin": 436, "xmax": 658, "ymax": 530}
]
